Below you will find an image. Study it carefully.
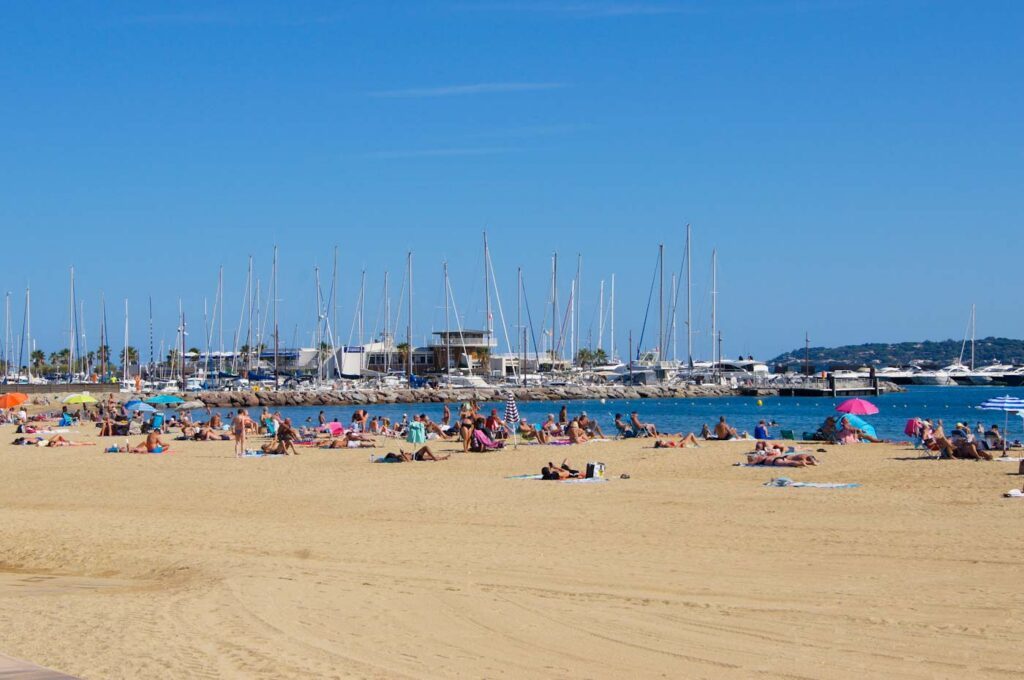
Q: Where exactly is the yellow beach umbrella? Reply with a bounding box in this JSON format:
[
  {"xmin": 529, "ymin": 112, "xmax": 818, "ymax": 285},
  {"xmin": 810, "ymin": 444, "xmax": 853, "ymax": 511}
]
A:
[{"xmin": 63, "ymin": 393, "xmax": 98, "ymax": 405}]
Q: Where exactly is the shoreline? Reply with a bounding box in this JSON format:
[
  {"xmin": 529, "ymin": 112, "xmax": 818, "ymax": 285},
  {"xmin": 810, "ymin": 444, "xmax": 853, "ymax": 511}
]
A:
[{"xmin": 19, "ymin": 381, "xmax": 905, "ymax": 410}]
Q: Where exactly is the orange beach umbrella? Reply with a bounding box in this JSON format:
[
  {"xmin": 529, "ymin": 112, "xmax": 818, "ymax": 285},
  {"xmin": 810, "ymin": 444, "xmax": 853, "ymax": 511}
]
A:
[{"xmin": 0, "ymin": 393, "xmax": 29, "ymax": 409}]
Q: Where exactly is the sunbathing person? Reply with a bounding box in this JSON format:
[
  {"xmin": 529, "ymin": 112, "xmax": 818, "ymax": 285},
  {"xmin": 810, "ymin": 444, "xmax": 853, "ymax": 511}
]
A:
[
  {"xmin": 653, "ymin": 433, "xmax": 702, "ymax": 448},
  {"xmin": 614, "ymin": 414, "xmax": 636, "ymax": 438},
  {"xmin": 630, "ymin": 411, "xmax": 658, "ymax": 436},
  {"xmin": 321, "ymin": 433, "xmax": 376, "ymax": 449},
  {"xmin": 422, "ymin": 416, "xmax": 451, "ymax": 440},
  {"xmin": 836, "ymin": 417, "xmax": 883, "ymax": 444},
  {"xmin": 518, "ymin": 418, "xmax": 549, "ymax": 444},
  {"xmin": 713, "ymin": 416, "xmax": 738, "ymax": 440},
  {"xmin": 45, "ymin": 435, "xmax": 90, "ymax": 448},
  {"xmin": 541, "ymin": 459, "xmax": 581, "ymax": 480},
  {"xmin": 276, "ymin": 418, "xmax": 301, "ymax": 455},
  {"xmin": 578, "ymin": 413, "xmax": 605, "ymax": 438},
  {"xmin": 746, "ymin": 444, "xmax": 818, "ymax": 467},
  {"xmin": 382, "ymin": 446, "xmax": 451, "ymax": 462},
  {"xmin": 567, "ymin": 419, "xmax": 589, "ymax": 444},
  {"xmin": 132, "ymin": 432, "xmax": 170, "ymax": 454}
]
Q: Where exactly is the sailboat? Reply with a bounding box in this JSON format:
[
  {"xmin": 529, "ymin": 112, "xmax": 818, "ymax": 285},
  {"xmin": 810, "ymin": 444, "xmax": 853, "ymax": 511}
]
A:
[{"xmin": 942, "ymin": 305, "xmax": 992, "ymax": 385}]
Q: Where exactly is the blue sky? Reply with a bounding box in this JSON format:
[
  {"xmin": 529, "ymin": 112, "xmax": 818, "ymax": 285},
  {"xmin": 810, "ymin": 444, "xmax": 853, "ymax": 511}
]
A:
[{"xmin": 0, "ymin": 1, "xmax": 1021, "ymax": 363}]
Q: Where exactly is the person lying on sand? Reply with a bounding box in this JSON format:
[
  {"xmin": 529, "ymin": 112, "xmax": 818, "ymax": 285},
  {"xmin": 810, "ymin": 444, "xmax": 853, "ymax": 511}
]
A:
[
  {"xmin": 541, "ymin": 459, "xmax": 581, "ymax": 480},
  {"xmin": 653, "ymin": 433, "xmax": 702, "ymax": 448},
  {"xmin": 133, "ymin": 432, "xmax": 170, "ymax": 454},
  {"xmin": 746, "ymin": 449, "xmax": 818, "ymax": 467},
  {"xmin": 321, "ymin": 433, "xmax": 376, "ymax": 449},
  {"xmin": 381, "ymin": 446, "xmax": 450, "ymax": 462}
]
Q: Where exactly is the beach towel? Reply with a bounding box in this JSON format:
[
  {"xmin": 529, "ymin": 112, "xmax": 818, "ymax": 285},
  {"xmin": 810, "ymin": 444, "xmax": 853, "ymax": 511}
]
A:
[
  {"xmin": 406, "ymin": 421, "xmax": 426, "ymax": 444},
  {"xmin": 373, "ymin": 456, "xmax": 403, "ymax": 463},
  {"xmin": 764, "ymin": 477, "xmax": 860, "ymax": 489},
  {"xmin": 996, "ymin": 457, "xmax": 1024, "ymax": 462},
  {"xmin": 505, "ymin": 473, "xmax": 607, "ymax": 483},
  {"xmin": 242, "ymin": 450, "xmax": 264, "ymax": 457}
]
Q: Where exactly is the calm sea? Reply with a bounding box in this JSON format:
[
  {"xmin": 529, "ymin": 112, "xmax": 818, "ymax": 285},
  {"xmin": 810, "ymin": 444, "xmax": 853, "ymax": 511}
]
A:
[{"xmin": 201, "ymin": 386, "xmax": 1024, "ymax": 441}]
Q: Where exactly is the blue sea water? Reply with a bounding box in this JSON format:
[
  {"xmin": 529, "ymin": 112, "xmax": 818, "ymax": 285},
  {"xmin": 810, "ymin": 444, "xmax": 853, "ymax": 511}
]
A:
[{"xmin": 205, "ymin": 386, "xmax": 1024, "ymax": 441}]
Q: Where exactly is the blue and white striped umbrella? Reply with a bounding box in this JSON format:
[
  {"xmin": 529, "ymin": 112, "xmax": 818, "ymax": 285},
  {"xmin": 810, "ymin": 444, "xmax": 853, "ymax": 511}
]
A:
[
  {"xmin": 977, "ymin": 395, "xmax": 1024, "ymax": 453},
  {"xmin": 978, "ymin": 395, "xmax": 1024, "ymax": 412},
  {"xmin": 504, "ymin": 394, "xmax": 520, "ymax": 425},
  {"xmin": 504, "ymin": 393, "xmax": 520, "ymax": 449}
]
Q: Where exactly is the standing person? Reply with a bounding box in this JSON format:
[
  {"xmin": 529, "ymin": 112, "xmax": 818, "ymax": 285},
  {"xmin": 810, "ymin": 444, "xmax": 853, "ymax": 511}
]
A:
[
  {"xmin": 558, "ymin": 405, "xmax": 568, "ymax": 426},
  {"xmin": 441, "ymin": 403, "xmax": 451, "ymax": 429},
  {"xmin": 232, "ymin": 408, "xmax": 254, "ymax": 457},
  {"xmin": 318, "ymin": 410, "xmax": 327, "ymax": 427}
]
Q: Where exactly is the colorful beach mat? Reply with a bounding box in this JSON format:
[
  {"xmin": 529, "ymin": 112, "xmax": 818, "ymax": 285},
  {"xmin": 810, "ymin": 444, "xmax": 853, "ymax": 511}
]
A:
[{"xmin": 764, "ymin": 477, "xmax": 860, "ymax": 489}]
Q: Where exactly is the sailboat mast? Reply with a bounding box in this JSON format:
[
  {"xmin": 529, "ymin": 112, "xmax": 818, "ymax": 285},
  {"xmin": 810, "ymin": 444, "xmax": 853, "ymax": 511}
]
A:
[
  {"xmin": 3, "ymin": 292, "xmax": 9, "ymax": 380},
  {"xmin": 273, "ymin": 245, "xmax": 279, "ymax": 386},
  {"xmin": 406, "ymin": 251, "xmax": 413, "ymax": 379},
  {"xmin": 384, "ymin": 271, "xmax": 390, "ymax": 371},
  {"xmin": 483, "ymin": 232, "xmax": 492, "ymax": 348},
  {"xmin": 671, "ymin": 273, "xmax": 677, "ymax": 361},
  {"xmin": 148, "ymin": 296, "xmax": 154, "ymax": 378},
  {"xmin": 658, "ymin": 243, "xmax": 664, "ymax": 360},
  {"xmin": 444, "ymin": 261, "xmax": 451, "ymax": 376},
  {"xmin": 123, "ymin": 299, "xmax": 129, "ymax": 383},
  {"xmin": 245, "ymin": 256, "xmax": 254, "ymax": 373},
  {"xmin": 68, "ymin": 268, "xmax": 75, "ymax": 382},
  {"xmin": 218, "ymin": 266, "xmax": 224, "ymax": 377},
  {"xmin": 686, "ymin": 224, "xmax": 692, "ymax": 366},
  {"xmin": 551, "ymin": 253, "xmax": 558, "ymax": 362},
  {"xmin": 575, "ymin": 253, "xmax": 582, "ymax": 355},
  {"xmin": 711, "ymin": 249, "xmax": 718, "ymax": 368},
  {"xmin": 25, "ymin": 286, "xmax": 31, "ymax": 381},
  {"xmin": 598, "ymin": 280, "xmax": 605, "ymax": 353},
  {"xmin": 610, "ymin": 274, "xmax": 616, "ymax": 360},
  {"xmin": 971, "ymin": 304, "xmax": 976, "ymax": 370},
  {"xmin": 517, "ymin": 266, "xmax": 523, "ymax": 384}
]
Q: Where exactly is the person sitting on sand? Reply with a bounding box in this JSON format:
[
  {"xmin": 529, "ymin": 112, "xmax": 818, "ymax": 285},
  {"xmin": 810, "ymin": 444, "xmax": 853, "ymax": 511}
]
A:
[
  {"xmin": 654, "ymin": 433, "xmax": 702, "ymax": 448},
  {"xmin": 567, "ymin": 419, "xmax": 589, "ymax": 444},
  {"xmin": 542, "ymin": 414, "xmax": 561, "ymax": 436},
  {"xmin": 630, "ymin": 411, "xmax": 658, "ymax": 436},
  {"xmin": 985, "ymin": 424, "xmax": 1005, "ymax": 451},
  {"xmin": 578, "ymin": 412, "xmax": 605, "ymax": 439},
  {"xmin": 754, "ymin": 420, "xmax": 770, "ymax": 440},
  {"xmin": 836, "ymin": 416, "xmax": 882, "ymax": 444},
  {"xmin": 422, "ymin": 415, "xmax": 451, "ymax": 440},
  {"xmin": 541, "ymin": 459, "xmax": 581, "ymax": 480},
  {"xmin": 381, "ymin": 445, "xmax": 450, "ymax": 462},
  {"xmin": 713, "ymin": 416, "xmax": 738, "ymax": 440},
  {"xmin": 485, "ymin": 409, "xmax": 508, "ymax": 440},
  {"xmin": 133, "ymin": 431, "xmax": 169, "ymax": 454},
  {"xmin": 518, "ymin": 418, "xmax": 549, "ymax": 444},
  {"xmin": 810, "ymin": 417, "xmax": 839, "ymax": 443},
  {"xmin": 614, "ymin": 413, "xmax": 636, "ymax": 439},
  {"xmin": 276, "ymin": 418, "xmax": 300, "ymax": 455},
  {"xmin": 209, "ymin": 413, "xmax": 223, "ymax": 429},
  {"xmin": 700, "ymin": 423, "xmax": 713, "ymax": 439}
]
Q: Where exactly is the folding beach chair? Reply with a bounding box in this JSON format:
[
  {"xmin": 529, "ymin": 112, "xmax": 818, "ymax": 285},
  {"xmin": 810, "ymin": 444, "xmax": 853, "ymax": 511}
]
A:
[{"xmin": 780, "ymin": 430, "xmax": 796, "ymax": 441}]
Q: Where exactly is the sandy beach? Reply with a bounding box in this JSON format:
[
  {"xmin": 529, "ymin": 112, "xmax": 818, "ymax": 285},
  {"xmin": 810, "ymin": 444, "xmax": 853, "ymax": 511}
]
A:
[{"xmin": 1, "ymin": 427, "xmax": 1023, "ymax": 679}]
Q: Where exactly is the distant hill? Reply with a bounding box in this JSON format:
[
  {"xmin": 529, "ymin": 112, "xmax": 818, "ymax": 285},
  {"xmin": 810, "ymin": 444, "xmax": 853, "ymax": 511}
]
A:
[{"xmin": 769, "ymin": 337, "xmax": 1024, "ymax": 369}]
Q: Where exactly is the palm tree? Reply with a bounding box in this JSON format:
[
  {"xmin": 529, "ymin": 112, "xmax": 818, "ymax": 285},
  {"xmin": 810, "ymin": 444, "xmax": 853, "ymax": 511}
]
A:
[
  {"xmin": 30, "ymin": 349, "xmax": 45, "ymax": 370},
  {"xmin": 121, "ymin": 346, "xmax": 139, "ymax": 368}
]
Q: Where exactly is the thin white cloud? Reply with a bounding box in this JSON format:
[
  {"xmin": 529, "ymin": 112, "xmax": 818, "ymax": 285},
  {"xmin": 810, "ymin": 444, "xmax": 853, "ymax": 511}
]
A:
[
  {"xmin": 454, "ymin": 2, "xmax": 700, "ymax": 17},
  {"xmin": 368, "ymin": 82, "xmax": 566, "ymax": 98},
  {"xmin": 363, "ymin": 147, "xmax": 515, "ymax": 159}
]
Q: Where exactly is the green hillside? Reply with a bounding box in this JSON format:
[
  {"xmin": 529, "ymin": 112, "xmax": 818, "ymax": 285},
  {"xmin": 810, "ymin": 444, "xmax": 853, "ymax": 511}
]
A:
[{"xmin": 770, "ymin": 337, "xmax": 1024, "ymax": 368}]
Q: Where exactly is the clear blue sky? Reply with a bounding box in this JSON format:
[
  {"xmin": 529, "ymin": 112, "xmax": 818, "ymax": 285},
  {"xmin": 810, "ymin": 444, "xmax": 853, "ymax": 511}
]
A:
[{"xmin": 1, "ymin": 1, "xmax": 1021, "ymax": 363}]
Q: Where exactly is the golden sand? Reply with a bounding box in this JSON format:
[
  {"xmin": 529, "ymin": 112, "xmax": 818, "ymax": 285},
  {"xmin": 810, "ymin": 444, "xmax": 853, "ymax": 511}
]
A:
[{"xmin": 0, "ymin": 427, "xmax": 1022, "ymax": 678}]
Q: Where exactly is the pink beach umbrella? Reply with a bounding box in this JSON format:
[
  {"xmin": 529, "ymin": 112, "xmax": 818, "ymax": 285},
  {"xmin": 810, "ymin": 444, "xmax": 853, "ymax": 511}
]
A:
[{"xmin": 836, "ymin": 398, "xmax": 879, "ymax": 416}]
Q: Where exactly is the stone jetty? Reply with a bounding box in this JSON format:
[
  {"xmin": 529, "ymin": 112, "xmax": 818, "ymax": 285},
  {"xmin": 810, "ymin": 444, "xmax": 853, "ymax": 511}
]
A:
[{"xmin": 195, "ymin": 383, "xmax": 739, "ymax": 409}]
